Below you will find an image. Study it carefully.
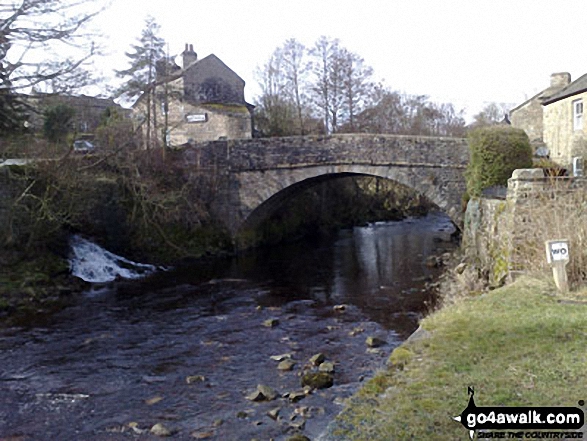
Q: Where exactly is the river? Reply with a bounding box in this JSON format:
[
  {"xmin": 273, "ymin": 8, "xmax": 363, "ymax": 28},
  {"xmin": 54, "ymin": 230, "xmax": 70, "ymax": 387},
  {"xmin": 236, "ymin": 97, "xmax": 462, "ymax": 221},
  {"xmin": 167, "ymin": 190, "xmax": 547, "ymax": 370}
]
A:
[{"xmin": 0, "ymin": 213, "xmax": 457, "ymax": 441}]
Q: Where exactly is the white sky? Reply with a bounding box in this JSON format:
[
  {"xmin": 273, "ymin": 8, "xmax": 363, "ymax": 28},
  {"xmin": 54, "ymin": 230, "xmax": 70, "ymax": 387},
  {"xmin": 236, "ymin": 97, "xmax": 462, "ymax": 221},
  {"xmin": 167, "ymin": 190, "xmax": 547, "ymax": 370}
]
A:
[{"xmin": 89, "ymin": 0, "xmax": 587, "ymax": 120}]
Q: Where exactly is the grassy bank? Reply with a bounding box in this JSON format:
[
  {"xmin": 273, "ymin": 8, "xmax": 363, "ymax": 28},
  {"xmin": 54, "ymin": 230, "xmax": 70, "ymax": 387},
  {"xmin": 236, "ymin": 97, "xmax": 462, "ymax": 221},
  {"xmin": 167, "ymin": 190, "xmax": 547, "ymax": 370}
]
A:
[{"xmin": 334, "ymin": 276, "xmax": 587, "ymax": 439}]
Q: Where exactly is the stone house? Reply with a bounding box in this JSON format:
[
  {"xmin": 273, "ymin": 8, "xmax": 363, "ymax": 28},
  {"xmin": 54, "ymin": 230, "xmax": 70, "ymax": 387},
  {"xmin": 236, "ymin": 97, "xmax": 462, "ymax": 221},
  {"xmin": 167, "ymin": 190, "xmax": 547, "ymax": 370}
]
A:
[
  {"xmin": 24, "ymin": 93, "xmax": 123, "ymax": 134},
  {"xmin": 509, "ymin": 72, "xmax": 570, "ymax": 146},
  {"xmin": 133, "ymin": 44, "xmax": 254, "ymax": 147},
  {"xmin": 511, "ymin": 72, "xmax": 587, "ymax": 165},
  {"xmin": 541, "ymin": 73, "xmax": 587, "ymax": 164}
]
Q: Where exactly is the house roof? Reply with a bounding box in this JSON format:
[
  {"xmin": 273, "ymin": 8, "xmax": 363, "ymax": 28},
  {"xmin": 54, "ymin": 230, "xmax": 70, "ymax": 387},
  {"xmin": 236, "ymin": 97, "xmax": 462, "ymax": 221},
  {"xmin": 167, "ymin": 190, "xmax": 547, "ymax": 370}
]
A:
[{"xmin": 542, "ymin": 73, "xmax": 587, "ymax": 105}]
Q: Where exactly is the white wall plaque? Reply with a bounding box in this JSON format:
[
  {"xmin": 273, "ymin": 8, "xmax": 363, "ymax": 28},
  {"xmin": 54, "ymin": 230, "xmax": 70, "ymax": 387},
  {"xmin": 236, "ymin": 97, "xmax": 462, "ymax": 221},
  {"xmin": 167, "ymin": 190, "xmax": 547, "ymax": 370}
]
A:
[{"xmin": 186, "ymin": 113, "xmax": 207, "ymax": 123}]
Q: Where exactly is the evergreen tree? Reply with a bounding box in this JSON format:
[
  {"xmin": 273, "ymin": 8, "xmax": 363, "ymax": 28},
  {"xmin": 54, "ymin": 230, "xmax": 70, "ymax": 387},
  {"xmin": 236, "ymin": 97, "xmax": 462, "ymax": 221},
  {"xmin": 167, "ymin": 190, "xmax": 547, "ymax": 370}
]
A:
[{"xmin": 116, "ymin": 16, "xmax": 166, "ymax": 149}]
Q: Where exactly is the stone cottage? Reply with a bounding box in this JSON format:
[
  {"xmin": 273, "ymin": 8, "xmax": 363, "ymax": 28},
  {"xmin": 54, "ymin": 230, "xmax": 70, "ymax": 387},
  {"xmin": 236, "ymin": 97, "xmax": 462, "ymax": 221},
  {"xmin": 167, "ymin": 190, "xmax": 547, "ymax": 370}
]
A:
[
  {"xmin": 511, "ymin": 72, "xmax": 587, "ymax": 165},
  {"xmin": 509, "ymin": 72, "xmax": 570, "ymax": 146},
  {"xmin": 541, "ymin": 73, "xmax": 587, "ymax": 163},
  {"xmin": 133, "ymin": 44, "xmax": 254, "ymax": 147}
]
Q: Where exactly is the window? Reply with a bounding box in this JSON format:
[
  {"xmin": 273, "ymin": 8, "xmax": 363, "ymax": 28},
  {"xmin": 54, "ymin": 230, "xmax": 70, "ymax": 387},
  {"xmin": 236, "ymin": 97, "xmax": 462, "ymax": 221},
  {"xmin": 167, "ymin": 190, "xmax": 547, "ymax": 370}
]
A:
[{"xmin": 573, "ymin": 99, "xmax": 583, "ymax": 131}]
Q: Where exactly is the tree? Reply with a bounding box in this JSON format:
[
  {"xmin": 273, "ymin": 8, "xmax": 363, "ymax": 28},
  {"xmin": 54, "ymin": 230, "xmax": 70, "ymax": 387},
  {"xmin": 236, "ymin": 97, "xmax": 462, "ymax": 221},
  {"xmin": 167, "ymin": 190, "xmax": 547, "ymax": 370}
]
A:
[
  {"xmin": 470, "ymin": 102, "xmax": 512, "ymax": 128},
  {"xmin": 308, "ymin": 36, "xmax": 376, "ymax": 133},
  {"xmin": 0, "ymin": 0, "xmax": 104, "ymax": 134},
  {"xmin": 280, "ymin": 38, "xmax": 308, "ymax": 135},
  {"xmin": 339, "ymin": 48, "xmax": 374, "ymax": 132},
  {"xmin": 351, "ymin": 88, "xmax": 467, "ymax": 137},
  {"xmin": 42, "ymin": 103, "xmax": 75, "ymax": 142},
  {"xmin": 116, "ymin": 16, "xmax": 166, "ymax": 149}
]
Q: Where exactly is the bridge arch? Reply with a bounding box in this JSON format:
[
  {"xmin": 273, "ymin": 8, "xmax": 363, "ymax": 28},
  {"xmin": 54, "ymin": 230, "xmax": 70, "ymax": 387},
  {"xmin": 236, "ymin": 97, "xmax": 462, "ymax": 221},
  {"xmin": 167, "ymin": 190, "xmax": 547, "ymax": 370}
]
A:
[{"xmin": 234, "ymin": 163, "xmax": 465, "ymax": 236}]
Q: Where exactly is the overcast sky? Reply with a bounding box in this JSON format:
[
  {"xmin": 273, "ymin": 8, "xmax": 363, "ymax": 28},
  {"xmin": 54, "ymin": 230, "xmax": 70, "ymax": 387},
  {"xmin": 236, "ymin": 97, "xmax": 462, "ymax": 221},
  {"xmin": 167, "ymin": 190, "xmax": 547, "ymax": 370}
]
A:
[{"xmin": 91, "ymin": 0, "xmax": 587, "ymax": 120}]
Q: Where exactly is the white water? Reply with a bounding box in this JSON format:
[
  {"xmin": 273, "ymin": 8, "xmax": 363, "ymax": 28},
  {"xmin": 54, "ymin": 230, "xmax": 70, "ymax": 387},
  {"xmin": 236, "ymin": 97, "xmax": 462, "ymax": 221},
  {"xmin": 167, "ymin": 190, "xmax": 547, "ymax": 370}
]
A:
[{"xmin": 69, "ymin": 235, "xmax": 156, "ymax": 283}]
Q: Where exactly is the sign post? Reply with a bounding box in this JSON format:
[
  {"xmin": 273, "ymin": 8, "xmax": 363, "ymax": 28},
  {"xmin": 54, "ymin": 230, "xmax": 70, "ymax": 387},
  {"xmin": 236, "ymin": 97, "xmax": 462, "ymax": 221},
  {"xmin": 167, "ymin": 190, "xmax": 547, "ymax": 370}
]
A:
[{"xmin": 545, "ymin": 240, "xmax": 570, "ymax": 293}]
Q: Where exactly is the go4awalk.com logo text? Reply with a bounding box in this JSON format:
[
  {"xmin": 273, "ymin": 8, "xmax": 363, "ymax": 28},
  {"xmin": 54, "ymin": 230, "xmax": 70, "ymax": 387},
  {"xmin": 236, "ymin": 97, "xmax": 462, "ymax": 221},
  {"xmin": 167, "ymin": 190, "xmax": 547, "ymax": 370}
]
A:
[{"xmin": 453, "ymin": 387, "xmax": 585, "ymax": 439}]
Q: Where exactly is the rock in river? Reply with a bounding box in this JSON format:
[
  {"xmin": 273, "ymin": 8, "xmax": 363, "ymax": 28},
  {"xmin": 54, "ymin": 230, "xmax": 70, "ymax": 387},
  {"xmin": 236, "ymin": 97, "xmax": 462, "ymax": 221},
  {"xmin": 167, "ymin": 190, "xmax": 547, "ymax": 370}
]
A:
[
  {"xmin": 278, "ymin": 359, "xmax": 297, "ymax": 371},
  {"xmin": 301, "ymin": 372, "xmax": 333, "ymax": 389},
  {"xmin": 309, "ymin": 353, "xmax": 325, "ymax": 366},
  {"xmin": 366, "ymin": 336, "xmax": 386, "ymax": 348},
  {"xmin": 263, "ymin": 318, "xmax": 280, "ymax": 328},
  {"xmin": 319, "ymin": 361, "xmax": 335, "ymax": 373},
  {"xmin": 248, "ymin": 384, "xmax": 279, "ymax": 401},
  {"xmin": 150, "ymin": 423, "xmax": 174, "ymax": 437}
]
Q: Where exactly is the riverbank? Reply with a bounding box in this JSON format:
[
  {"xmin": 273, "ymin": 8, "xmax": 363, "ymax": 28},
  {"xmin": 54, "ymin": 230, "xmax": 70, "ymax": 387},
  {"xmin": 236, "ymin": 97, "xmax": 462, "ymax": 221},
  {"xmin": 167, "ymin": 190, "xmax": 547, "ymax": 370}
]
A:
[{"xmin": 326, "ymin": 276, "xmax": 587, "ymax": 440}]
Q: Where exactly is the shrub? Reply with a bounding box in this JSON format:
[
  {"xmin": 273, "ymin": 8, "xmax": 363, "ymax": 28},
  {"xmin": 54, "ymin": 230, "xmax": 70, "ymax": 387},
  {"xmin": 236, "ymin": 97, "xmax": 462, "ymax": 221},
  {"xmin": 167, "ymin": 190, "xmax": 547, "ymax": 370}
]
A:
[{"xmin": 465, "ymin": 125, "xmax": 532, "ymax": 197}]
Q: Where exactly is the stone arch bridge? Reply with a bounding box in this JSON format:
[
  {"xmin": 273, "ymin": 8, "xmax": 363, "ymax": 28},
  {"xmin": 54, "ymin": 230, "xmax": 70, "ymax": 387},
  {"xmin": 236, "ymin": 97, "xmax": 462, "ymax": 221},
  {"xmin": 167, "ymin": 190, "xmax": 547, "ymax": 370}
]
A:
[{"xmin": 179, "ymin": 134, "xmax": 469, "ymax": 237}]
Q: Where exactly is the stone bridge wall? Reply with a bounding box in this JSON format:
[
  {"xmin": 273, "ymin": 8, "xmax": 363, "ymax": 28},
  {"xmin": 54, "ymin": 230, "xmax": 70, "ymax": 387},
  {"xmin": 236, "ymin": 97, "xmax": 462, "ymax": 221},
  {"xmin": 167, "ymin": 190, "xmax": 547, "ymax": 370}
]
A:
[
  {"xmin": 463, "ymin": 169, "xmax": 587, "ymax": 285},
  {"xmin": 177, "ymin": 134, "xmax": 470, "ymax": 236}
]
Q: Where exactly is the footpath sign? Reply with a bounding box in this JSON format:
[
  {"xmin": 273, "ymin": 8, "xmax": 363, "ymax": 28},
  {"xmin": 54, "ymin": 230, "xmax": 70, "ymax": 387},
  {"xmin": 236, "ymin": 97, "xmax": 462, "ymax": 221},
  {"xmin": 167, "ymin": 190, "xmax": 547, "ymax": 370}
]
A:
[{"xmin": 545, "ymin": 240, "xmax": 570, "ymax": 292}]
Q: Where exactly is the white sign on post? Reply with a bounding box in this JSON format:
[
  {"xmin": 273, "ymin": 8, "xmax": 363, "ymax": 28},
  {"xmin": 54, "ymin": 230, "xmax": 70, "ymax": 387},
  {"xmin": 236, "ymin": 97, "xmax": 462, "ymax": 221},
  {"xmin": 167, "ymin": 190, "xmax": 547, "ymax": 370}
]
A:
[
  {"xmin": 545, "ymin": 239, "xmax": 570, "ymax": 292},
  {"xmin": 545, "ymin": 240, "xmax": 570, "ymax": 264}
]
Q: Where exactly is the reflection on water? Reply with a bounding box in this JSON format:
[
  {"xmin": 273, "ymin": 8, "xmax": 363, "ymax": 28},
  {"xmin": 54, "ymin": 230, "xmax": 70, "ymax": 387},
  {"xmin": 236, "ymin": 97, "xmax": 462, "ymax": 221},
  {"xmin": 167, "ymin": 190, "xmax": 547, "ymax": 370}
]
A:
[{"xmin": 0, "ymin": 213, "xmax": 457, "ymax": 440}]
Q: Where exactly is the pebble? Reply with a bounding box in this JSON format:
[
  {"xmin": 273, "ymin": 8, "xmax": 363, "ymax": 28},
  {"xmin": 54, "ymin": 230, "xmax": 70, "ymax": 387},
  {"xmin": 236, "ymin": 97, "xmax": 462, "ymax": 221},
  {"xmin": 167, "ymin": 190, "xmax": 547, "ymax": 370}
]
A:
[
  {"xmin": 278, "ymin": 359, "xmax": 297, "ymax": 371},
  {"xmin": 263, "ymin": 318, "xmax": 280, "ymax": 328},
  {"xmin": 309, "ymin": 353, "xmax": 325, "ymax": 366},
  {"xmin": 319, "ymin": 361, "xmax": 335, "ymax": 373},
  {"xmin": 267, "ymin": 407, "xmax": 281, "ymax": 420},
  {"xmin": 270, "ymin": 353, "xmax": 293, "ymax": 361},
  {"xmin": 150, "ymin": 423, "xmax": 173, "ymax": 437},
  {"xmin": 365, "ymin": 336, "xmax": 386, "ymax": 348},
  {"xmin": 186, "ymin": 375, "xmax": 206, "ymax": 384}
]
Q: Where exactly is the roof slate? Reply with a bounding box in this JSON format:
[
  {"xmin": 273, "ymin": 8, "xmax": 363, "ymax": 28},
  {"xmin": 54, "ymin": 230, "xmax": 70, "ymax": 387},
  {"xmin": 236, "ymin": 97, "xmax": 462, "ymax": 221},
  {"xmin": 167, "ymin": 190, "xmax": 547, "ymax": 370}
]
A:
[{"xmin": 542, "ymin": 73, "xmax": 587, "ymax": 105}]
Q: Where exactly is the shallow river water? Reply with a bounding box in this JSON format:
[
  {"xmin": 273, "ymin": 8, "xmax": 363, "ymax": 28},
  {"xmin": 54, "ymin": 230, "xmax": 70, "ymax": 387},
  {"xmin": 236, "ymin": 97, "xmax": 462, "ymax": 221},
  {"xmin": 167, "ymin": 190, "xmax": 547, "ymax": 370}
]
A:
[{"xmin": 0, "ymin": 213, "xmax": 457, "ymax": 441}]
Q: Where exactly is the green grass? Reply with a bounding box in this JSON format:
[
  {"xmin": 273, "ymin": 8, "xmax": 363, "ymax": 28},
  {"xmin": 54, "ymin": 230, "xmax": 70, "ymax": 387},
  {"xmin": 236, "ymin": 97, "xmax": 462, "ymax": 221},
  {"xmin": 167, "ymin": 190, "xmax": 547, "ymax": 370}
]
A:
[{"xmin": 335, "ymin": 277, "xmax": 587, "ymax": 440}]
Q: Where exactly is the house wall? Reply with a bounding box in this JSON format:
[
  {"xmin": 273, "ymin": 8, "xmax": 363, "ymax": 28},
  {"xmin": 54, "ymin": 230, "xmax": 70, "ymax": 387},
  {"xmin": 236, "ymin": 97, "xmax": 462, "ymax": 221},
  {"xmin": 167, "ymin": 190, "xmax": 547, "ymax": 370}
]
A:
[
  {"xmin": 543, "ymin": 91, "xmax": 587, "ymax": 165},
  {"xmin": 166, "ymin": 101, "xmax": 251, "ymax": 145},
  {"xmin": 510, "ymin": 99, "xmax": 544, "ymax": 143},
  {"xmin": 133, "ymin": 93, "xmax": 252, "ymax": 146}
]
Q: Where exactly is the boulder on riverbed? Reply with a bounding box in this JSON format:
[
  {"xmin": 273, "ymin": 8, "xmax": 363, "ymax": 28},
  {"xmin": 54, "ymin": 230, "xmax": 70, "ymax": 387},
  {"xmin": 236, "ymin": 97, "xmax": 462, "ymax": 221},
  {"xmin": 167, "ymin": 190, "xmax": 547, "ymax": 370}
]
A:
[
  {"xmin": 247, "ymin": 384, "xmax": 279, "ymax": 401},
  {"xmin": 301, "ymin": 372, "xmax": 333, "ymax": 389},
  {"xmin": 366, "ymin": 336, "xmax": 386, "ymax": 348}
]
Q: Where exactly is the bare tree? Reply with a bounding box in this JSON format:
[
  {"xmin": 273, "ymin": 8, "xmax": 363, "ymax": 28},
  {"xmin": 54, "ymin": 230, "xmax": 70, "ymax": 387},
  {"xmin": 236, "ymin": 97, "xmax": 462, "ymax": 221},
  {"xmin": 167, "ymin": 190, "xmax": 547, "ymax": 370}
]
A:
[
  {"xmin": 254, "ymin": 48, "xmax": 300, "ymax": 137},
  {"xmin": 0, "ymin": 0, "xmax": 105, "ymax": 134},
  {"xmin": 339, "ymin": 48, "xmax": 374, "ymax": 132},
  {"xmin": 471, "ymin": 102, "xmax": 513, "ymax": 128},
  {"xmin": 280, "ymin": 38, "xmax": 307, "ymax": 135},
  {"xmin": 308, "ymin": 37, "xmax": 375, "ymax": 134},
  {"xmin": 0, "ymin": 0, "xmax": 104, "ymax": 91}
]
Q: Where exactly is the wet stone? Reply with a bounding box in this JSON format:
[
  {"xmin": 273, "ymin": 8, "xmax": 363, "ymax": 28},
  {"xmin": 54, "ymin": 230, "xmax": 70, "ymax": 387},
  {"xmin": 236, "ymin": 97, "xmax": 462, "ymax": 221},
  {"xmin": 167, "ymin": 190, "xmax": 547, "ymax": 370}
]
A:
[
  {"xmin": 150, "ymin": 423, "xmax": 174, "ymax": 437},
  {"xmin": 319, "ymin": 361, "xmax": 335, "ymax": 373},
  {"xmin": 186, "ymin": 375, "xmax": 206, "ymax": 384},
  {"xmin": 263, "ymin": 318, "xmax": 280, "ymax": 328},
  {"xmin": 278, "ymin": 359, "xmax": 296, "ymax": 371},
  {"xmin": 270, "ymin": 353, "xmax": 293, "ymax": 361},
  {"xmin": 267, "ymin": 407, "xmax": 281, "ymax": 420},
  {"xmin": 366, "ymin": 336, "xmax": 386, "ymax": 348},
  {"xmin": 245, "ymin": 384, "xmax": 279, "ymax": 403},
  {"xmin": 287, "ymin": 391, "xmax": 306, "ymax": 403},
  {"xmin": 309, "ymin": 353, "xmax": 325, "ymax": 366},
  {"xmin": 301, "ymin": 372, "xmax": 333, "ymax": 390}
]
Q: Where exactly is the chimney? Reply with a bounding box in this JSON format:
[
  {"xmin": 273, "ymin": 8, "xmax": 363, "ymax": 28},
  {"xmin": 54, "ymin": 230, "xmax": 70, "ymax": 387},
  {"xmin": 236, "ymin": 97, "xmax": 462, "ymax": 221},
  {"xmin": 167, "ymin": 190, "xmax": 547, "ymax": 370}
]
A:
[
  {"xmin": 182, "ymin": 43, "xmax": 197, "ymax": 68},
  {"xmin": 550, "ymin": 72, "xmax": 571, "ymax": 88}
]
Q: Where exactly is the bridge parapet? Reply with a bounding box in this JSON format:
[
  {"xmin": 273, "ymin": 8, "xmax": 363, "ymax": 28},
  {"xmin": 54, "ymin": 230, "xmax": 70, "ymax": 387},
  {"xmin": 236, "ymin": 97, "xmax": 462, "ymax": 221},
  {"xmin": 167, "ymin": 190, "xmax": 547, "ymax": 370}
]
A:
[{"xmin": 182, "ymin": 134, "xmax": 468, "ymax": 171}]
